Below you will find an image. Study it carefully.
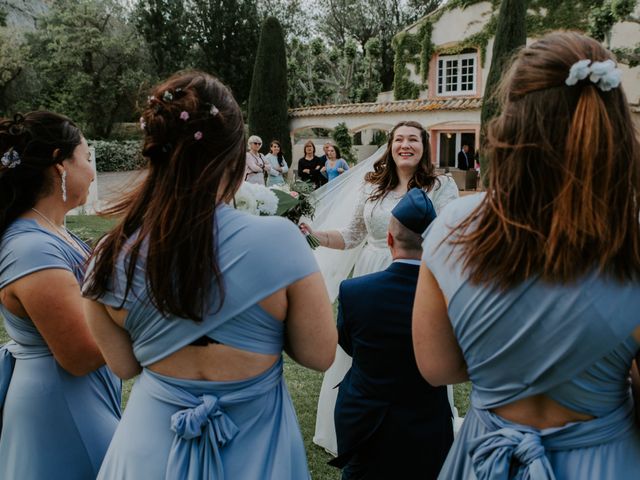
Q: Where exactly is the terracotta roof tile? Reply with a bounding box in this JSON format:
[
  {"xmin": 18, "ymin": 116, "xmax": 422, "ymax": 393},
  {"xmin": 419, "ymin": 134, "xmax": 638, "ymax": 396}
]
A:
[{"xmin": 289, "ymin": 97, "xmax": 482, "ymax": 117}]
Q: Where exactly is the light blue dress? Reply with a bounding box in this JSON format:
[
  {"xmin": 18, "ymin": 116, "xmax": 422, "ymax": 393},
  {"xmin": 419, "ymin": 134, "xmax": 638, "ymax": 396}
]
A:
[
  {"xmin": 423, "ymin": 194, "xmax": 640, "ymax": 480},
  {"xmin": 0, "ymin": 219, "xmax": 122, "ymax": 480},
  {"xmin": 85, "ymin": 205, "xmax": 319, "ymax": 479},
  {"xmin": 325, "ymin": 158, "xmax": 349, "ymax": 182},
  {"xmin": 265, "ymin": 153, "xmax": 288, "ymax": 186}
]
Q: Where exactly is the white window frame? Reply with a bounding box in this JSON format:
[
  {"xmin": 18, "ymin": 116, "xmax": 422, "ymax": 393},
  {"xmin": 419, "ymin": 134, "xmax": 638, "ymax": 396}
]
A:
[{"xmin": 436, "ymin": 52, "xmax": 477, "ymax": 96}]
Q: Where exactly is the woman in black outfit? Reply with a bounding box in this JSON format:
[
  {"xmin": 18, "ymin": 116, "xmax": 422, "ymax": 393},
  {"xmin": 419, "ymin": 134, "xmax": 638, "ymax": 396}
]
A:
[{"xmin": 297, "ymin": 140, "xmax": 325, "ymax": 188}]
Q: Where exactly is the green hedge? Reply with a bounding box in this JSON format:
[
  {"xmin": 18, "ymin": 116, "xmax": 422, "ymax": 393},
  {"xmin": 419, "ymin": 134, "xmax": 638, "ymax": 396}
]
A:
[{"xmin": 90, "ymin": 140, "xmax": 145, "ymax": 172}]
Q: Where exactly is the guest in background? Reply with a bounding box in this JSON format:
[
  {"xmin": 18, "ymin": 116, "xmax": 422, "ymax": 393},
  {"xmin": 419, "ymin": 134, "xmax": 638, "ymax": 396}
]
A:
[
  {"xmin": 457, "ymin": 144, "xmax": 471, "ymax": 170},
  {"xmin": 319, "ymin": 142, "xmax": 332, "ymax": 163},
  {"xmin": 245, "ymin": 134, "xmax": 269, "ymax": 184},
  {"xmin": 331, "ymin": 188, "xmax": 453, "ymax": 479},
  {"xmin": 413, "ymin": 31, "xmax": 640, "ymax": 479},
  {"xmin": 82, "ymin": 70, "xmax": 337, "ymax": 479},
  {"xmin": 298, "ymin": 140, "xmax": 324, "ymax": 188},
  {"xmin": 320, "ymin": 144, "xmax": 350, "ymax": 182},
  {"xmin": 0, "ymin": 111, "xmax": 121, "ymax": 479},
  {"xmin": 265, "ymin": 139, "xmax": 289, "ymax": 186}
]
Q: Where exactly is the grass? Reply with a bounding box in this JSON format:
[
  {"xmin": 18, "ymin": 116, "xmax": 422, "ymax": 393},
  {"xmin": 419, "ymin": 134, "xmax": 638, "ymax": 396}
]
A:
[{"xmin": 2, "ymin": 215, "xmax": 471, "ymax": 480}]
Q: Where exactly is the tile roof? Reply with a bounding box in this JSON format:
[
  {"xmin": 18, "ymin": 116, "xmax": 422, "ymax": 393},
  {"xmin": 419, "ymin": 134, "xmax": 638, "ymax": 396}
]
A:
[{"xmin": 289, "ymin": 97, "xmax": 483, "ymax": 118}]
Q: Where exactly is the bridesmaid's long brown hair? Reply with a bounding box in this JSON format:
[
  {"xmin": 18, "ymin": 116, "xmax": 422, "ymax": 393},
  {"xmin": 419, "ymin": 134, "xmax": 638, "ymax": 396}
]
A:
[
  {"xmin": 452, "ymin": 32, "xmax": 640, "ymax": 287},
  {"xmin": 84, "ymin": 71, "xmax": 246, "ymax": 321}
]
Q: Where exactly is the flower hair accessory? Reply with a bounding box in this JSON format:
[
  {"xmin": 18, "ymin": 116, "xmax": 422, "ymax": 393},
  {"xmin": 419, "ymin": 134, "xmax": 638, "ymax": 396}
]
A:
[
  {"xmin": 565, "ymin": 59, "xmax": 622, "ymax": 92},
  {"xmin": 1, "ymin": 149, "xmax": 21, "ymax": 168},
  {"xmin": 209, "ymin": 104, "xmax": 219, "ymax": 116},
  {"xmin": 139, "ymin": 116, "xmax": 146, "ymax": 130},
  {"xmin": 179, "ymin": 111, "xmax": 189, "ymax": 121},
  {"xmin": 194, "ymin": 131, "xmax": 203, "ymax": 141}
]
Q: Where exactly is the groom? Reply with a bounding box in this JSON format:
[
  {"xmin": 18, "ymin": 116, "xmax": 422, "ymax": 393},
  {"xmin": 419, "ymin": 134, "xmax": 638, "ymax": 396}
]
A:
[{"xmin": 330, "ymin": 188, "xmax": 453, "ymax": 479}]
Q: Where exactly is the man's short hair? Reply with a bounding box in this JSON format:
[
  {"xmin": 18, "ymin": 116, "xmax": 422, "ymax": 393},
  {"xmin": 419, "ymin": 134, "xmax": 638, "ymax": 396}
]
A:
[{"xmin": 388, "ymin": 216, "xmax": 423, "ymax": 252}]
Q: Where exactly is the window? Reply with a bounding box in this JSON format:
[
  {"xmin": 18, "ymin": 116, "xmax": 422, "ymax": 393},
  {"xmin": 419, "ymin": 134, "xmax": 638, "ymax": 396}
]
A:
[{"xmin": 437, "ymin": 53, "xmax": 477, "ymax": 96}]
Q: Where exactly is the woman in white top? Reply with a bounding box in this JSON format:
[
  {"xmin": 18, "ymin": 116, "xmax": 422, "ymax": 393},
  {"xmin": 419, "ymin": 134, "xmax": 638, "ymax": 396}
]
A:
[
  {"xmin": 245, "ymin": 135, "xmax": 270, "ymax": 184},
  {"xmin": 264, "ymin": 140, "xmax": 289, "ymax": 186},
  {"xmin": 300, "ymin": 121, "xmax": 461, "ymax": 455}
]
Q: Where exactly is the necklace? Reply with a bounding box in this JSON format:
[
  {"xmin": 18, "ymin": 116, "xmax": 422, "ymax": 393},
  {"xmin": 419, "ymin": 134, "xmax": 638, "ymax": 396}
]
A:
[{"xmin": 31, "ymin": 208, "xmax": 87, "ymax": 257}]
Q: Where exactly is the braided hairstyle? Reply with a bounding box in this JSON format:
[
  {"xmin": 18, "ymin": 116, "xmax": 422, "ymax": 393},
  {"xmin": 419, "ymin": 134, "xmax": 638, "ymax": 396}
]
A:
[
  {"xmin": 0, "ymin": 112, "xmax": 82, "ymax": 237},
  {"xmin": 85, "ymin": 71, "xmax": 246, "ymax": 322}
]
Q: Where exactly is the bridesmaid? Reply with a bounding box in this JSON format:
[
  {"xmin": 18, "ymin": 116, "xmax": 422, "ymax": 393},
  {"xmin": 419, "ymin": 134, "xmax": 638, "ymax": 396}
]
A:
[
  {"xmin": 82, "ymin": 71, "xmax": 337, "ymax": 479},
  {"xmin": 413, "ymin": 32, "xmax": 640, "ymax": 479},
  {"xmin": 0, "ymin": 112, "xmax": 121, "ymax": 479}
]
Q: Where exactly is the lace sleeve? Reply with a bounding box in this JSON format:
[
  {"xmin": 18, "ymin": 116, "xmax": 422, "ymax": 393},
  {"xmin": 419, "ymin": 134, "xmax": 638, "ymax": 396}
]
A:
[
  {"xmin": 337, "ymin": 187, "xmax": 368, "ymax": 249},
  {"xmin": 430, "ymin": 175, "xmax": 460, "ymax": 215}
]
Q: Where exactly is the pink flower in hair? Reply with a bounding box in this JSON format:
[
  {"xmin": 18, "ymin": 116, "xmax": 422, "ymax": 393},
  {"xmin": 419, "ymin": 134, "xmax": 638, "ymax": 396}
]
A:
[
  {"xmin": 290, "ymin": 191, "xmax": 299, "ymax": 199},
  {"xmin": 194, "ymin": 131, "xmax": 203, "ymax": 141},
  {"xmin": 139, "ymin": 116, "xmax": 146, "ymax": 130},
  {"xmin": 179, "ymin": 111, "xmax": 189, "ymax": 121}
]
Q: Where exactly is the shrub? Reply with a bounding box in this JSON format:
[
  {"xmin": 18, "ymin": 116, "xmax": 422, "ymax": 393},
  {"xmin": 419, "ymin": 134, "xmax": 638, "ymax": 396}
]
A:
[
  {"xmin": 90, "ymin": 139, "xmax": 145, "ymax": 172},
  {"xmin": 331, "ymin": 122, "xmax": 356, "ymax": 164}
]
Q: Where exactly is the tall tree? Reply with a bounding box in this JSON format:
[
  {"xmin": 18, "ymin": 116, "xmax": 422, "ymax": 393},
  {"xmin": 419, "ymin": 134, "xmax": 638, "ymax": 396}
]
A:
[
  {"xmin": 25, "ymin": 0, "xmax": 153, "ymax": 138},
  {"xmin": 314, "ymin": 0, "xmax": 441, "ymax": 90},
  {"xmin": 287, "ymin": 36, "xmax": 382, "ymax": 107},
  {"xmin": 256, "ymin": 0, "xmax": 311, "ymax": 41},
  {"xmin": 0, "ymin": 25, "xmax": 27, "ymax": 114},
  {"xmin": 479, "ymin": 0, "xmax": 527, "ymax": 181},
  {"xmin": 248, "ymin": 17, "xmax": 291, "ymax": 164},
  {"xmin": 189, "ymin": 0, "xmax": 261, "ymax": 108},
  {"xmin": 133, "ymin": 0, "xmax": 191, "ymax": 78}
]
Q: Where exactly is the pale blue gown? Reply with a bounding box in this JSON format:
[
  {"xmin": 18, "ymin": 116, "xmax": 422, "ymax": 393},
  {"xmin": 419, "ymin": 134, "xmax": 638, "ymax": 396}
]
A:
[
  {"xmin": 85, "ymin": 204, "xmax": 318, "ymax": 479},
  {"xmin": 0, "ymin": 219, "xmax": 122, "ymax": 479},
  {"xmin": 423, "ymin": 194, "xmax": 640, "ymax": 480}
]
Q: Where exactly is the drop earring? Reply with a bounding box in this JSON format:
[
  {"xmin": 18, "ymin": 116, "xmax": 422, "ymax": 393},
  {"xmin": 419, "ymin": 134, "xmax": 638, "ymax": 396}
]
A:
[{"xmin": 61, "ymin": 170, "xmax": 67, "ymax": 202}]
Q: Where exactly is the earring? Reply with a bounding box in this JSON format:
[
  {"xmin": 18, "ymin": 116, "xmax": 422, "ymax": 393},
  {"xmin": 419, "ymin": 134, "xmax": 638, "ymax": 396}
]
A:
[{"xmin": 61, "ymin": 170, "xmax": 67, "ymax": 202}]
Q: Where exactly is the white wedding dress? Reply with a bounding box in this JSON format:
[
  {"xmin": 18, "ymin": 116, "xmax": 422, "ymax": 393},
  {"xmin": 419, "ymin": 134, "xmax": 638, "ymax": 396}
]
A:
[{"xmin": 308, "ymin": 147, "xmax": 463, "ymax": 456}]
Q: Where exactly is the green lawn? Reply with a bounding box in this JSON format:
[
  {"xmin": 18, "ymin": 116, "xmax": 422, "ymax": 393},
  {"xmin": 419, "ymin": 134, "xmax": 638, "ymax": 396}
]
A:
[{"xmin": 2, "ymin": 215, "xmax": 471, "ymax": 480}]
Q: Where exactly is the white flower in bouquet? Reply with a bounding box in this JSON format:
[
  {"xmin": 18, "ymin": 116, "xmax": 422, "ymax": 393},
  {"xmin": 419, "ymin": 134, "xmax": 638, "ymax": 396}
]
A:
[
  {"xmin": 234, "ymin": 182, "xmax": 278, "ymax": 216},
  {"xmin": 253, "ymin": 185, "xmax": 278, "ymax": 215},
  {"xmin": 234, "ymin": 182, "xmax": 259, "ymax": 215}
]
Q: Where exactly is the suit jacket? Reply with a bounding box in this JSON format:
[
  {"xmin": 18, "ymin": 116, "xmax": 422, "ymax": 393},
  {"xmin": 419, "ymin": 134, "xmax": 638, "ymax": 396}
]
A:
[
  {"xmin": 329, "ymin": 262, "xmax": 453, "ymax": 477},
  {"xmin": 457, "ymin": 150, "xmax": 470, "ymax": 170}
]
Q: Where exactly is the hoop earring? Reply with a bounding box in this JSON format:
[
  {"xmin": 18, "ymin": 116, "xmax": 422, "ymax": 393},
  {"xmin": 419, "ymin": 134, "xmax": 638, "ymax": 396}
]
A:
[{"xmin": 61, "ymin": 170, "xmax": 67, "ymax": 202}]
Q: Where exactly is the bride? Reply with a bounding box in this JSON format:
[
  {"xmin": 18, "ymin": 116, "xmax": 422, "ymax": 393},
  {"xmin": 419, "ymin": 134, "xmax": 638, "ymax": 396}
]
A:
[{"xmin": 301, "ymin": 121, "xmax": 462, "ymax": 456}]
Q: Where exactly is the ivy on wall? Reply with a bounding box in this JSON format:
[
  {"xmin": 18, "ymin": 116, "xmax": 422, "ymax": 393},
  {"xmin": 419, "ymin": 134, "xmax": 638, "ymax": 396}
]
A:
[
  {"xmin": 419, "ymin": 21, "xmax": 435, "ymax": 82},
  {"xmin": 392, "ymin": 0, "xmax": 639, "ymax": 101},
  {"xmin": 392, "ymin": 32, "xmax": 423, "ymax": 100}
]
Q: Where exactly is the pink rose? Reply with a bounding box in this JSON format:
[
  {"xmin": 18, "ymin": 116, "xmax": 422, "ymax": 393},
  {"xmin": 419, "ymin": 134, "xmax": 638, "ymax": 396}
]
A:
[
  {"xmin": 290, "ymin": 191, "xmax": 299, "ymax": 198},
  {"xmin": 194, "ymin": 131, "xmax": 203, "ymax": 141},
  {"xmin": 179, "ymin": 111, "xmax": 189, "ymax": 121}
]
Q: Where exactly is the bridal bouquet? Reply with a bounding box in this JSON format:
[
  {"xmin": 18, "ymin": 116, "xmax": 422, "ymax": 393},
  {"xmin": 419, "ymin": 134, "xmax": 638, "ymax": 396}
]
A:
[{"xmin": 234, "ymin": 181, "xmax": 320, "ymax": 248}]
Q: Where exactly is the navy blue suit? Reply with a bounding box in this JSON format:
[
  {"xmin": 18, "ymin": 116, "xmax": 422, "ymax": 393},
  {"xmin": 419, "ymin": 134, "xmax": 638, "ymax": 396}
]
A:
[{"xmin": 329, "ymin": 262, "xmax": 453, "ymax": 479}]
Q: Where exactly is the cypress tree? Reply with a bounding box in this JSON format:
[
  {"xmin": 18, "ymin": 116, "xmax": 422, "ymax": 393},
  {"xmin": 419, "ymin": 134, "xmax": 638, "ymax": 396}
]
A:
[
  {"xmin": 479, "ymin": 0, "xmax": 527, "ymax": 182},
  {"xmin": 248, "ymin": 17, "xmax": 291, "ymax": 166}
]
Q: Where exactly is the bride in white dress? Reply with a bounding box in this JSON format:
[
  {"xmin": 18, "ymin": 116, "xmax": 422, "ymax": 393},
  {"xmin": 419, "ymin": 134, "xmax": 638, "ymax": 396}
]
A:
[{"xmin": 301, "ymin": 122, "xmax": 462, "ymax": 456}]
